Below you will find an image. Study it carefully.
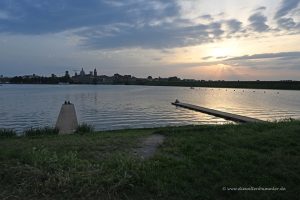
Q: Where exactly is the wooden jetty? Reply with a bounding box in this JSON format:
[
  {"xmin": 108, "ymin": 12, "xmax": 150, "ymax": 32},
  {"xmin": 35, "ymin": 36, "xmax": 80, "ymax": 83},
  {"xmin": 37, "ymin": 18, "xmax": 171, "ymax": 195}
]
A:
[{"xmin": 172, "ymin": 101, "xmax": 265, "ymax": 123}]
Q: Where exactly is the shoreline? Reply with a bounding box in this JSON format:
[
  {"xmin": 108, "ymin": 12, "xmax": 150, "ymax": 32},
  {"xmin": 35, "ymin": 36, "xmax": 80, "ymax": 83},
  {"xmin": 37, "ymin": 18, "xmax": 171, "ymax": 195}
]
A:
[
  {"xmin": 2, "ymin": 82, "xmax": 300, "ymax": 91},
  {"xmin": 4, "ymin": 118, "xmax": 300, "ymax": 135}
]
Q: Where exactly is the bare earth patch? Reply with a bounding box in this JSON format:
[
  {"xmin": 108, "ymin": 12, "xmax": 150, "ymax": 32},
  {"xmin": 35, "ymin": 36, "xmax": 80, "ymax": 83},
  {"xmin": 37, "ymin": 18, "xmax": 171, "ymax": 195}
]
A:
[{"xmin": 133, "ymin": 134, "xmax": 165, "ymax": 159}]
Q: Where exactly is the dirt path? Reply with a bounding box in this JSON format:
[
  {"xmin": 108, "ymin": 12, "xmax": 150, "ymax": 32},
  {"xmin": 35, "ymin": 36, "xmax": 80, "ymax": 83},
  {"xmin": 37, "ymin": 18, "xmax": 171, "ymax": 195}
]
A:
[{"xmin": 133, "ymin": 134, "xmax": 165, "ymax": 159}]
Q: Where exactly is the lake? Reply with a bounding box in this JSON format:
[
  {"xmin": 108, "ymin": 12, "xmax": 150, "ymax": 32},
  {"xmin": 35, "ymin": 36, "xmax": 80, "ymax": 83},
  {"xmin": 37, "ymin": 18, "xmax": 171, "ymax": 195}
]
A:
[{"xmin": 1, "ymin": 84, "xmax": 300, "ymax": 132}]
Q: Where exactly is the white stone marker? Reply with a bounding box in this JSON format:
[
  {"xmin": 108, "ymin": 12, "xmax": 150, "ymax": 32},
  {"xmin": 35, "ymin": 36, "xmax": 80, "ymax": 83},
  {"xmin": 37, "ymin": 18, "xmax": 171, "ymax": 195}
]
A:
[{"xmin": 56, "ymin": 102, "xmax": 78, "ymax": 134}]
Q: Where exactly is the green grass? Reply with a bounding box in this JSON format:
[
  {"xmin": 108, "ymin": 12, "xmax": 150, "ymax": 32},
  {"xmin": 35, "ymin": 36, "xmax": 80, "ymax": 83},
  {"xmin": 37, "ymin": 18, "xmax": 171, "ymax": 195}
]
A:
[{"xmin": 0, "ymin": 121, "xmax": 299, "ymax": 199}]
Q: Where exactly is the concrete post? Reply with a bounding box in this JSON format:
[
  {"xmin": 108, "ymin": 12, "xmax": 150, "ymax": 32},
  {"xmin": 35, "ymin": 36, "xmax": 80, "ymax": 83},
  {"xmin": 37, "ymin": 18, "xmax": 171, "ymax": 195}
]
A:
[{"xmin": 56, "ymin": 102, "xmax": 78, "ymax": 134}]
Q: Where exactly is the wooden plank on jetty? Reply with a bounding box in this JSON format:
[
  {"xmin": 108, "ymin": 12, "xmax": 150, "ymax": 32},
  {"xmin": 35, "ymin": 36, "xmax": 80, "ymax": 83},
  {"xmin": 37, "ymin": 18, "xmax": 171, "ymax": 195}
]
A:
[{"xmin": 172, "ymin": 101, "xmax": 265, "ymax": 123}]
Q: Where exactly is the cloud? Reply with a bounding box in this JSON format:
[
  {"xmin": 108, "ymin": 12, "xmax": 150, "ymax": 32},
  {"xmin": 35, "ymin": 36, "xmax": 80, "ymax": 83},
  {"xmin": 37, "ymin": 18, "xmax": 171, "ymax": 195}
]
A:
[
  {"xmin": 179, "ymin": 51, "xmax": 300, "ymax": 79},
  {"xmin": 102, "ymin": 0, "xmax": 126, "ymax": 7},
  {"xmin": 189, "ymin": 52, "xmax": 300, "ymax": 65},
  {"xmin": 165, "ymin": 51, "xmax": 300, "ymax": 79},
  {"xmin": 216, "ymin": 56, "xmax": 228, "ymax": 59},
  {"xmin": 78, "ymin": 21, "xmax": 225, "ymax": 49},
  {"xmin": 274, "ymin": 0, "xmax": 300, "ymax": 31},
  {"xmin": 0, "ymin": 10, "xmax": 10, "ymax": 19},
  {"xmin": 226, "ymin": 51, "xmax": 300, "ymax": 61},
  {"xmin": 274, "ymin": 0, "xmax": 300, "ymax": 19},
  {"xmin": 202, "ymin": 56, "xmax": 212, "ymax": 60},
  {"xmin": 0, "ymin": 0, "xmax": 298, "ymax": 51},
  {"xmin": 255, "ymin": 6, "xmax": 267, "ymax": 11},
  {"xmin": 199, "ymin": 14, "xmax": 213, "ymax": 20},
  {"xmin": 277, "ymin": 17, "xmax": 298, "ymax": 29},
  {"xmin": 226, "ymin": 19, "xmax": 242, "ymax": 33},
  {"xmin": 248, "ymin": 13, "xmax": 269, "ymax": 32},
  {"xmin": 0, "ymin": 0, "xmax": 179, "ymax": 34}
]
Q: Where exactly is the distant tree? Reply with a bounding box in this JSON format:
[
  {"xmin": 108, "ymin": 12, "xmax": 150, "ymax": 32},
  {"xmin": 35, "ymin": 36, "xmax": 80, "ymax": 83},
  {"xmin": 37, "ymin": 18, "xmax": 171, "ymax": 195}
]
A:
[{"xmin": 168, "ymin": 76, "xmax": 180, "ymax": 82}]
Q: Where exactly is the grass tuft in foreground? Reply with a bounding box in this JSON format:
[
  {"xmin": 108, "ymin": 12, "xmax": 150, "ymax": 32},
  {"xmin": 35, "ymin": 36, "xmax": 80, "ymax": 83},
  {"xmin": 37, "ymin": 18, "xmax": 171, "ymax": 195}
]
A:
[
  {"xmin": 75, "ymin": 123, "xmax": 95, "ymax": 134},
  {"xmin": 24, "ymin": 127, "xmax": 59, "ymax": 137},
  {"xmin": 0, "ymin": 129, "xmax": 17, "ymax": 138}
]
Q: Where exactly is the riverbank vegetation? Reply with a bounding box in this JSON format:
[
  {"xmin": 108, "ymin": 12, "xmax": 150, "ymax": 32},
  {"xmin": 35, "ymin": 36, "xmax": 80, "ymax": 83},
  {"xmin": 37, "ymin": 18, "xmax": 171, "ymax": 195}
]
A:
[
  {"xmin": 24, "ymin": 127, "xmax": 59, "ymax": 137},
  {"xmin": 75, "ymin": 123, "xmax": 95, "ymax": 134},
  {"xmin": 0, "ymin": 120, "xmax": 299, "ymax": 199},
  {"xmin": 0, "ymin": 129, "xmax": 17, "ymax": 138}
]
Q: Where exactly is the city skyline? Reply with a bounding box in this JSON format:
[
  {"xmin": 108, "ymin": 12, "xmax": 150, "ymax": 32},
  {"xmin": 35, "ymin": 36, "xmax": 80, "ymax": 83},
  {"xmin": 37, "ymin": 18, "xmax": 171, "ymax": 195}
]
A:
[{"xmin": 0, "ymin": 0, "xmax": 300, "ymax": 80}]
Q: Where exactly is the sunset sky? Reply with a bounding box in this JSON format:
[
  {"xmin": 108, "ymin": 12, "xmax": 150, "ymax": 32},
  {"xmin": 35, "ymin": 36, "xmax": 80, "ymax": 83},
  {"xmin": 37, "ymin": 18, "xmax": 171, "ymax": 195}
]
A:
[{"xmin": 0, "ymin": 0, "xmax": 300, "ymax": 80}]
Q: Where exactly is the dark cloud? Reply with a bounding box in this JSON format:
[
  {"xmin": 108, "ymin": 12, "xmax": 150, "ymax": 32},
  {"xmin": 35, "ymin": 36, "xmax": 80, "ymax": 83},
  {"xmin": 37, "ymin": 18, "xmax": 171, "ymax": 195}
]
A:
[
  {"xmin": 216, "ymin": 56, "xmax": 228, "ymax": 59},
  {"xmin": 0, "ymin": 0, "xmax": 298, "ymax": 51},
  {"xmin": 255, "ymin": 6, "xmax": 267, "ymax": 11},
  {"xmin": 78, "ymin": 22, "xmax": 225, "ymax": 49},
  {"xmin": 277, "ymin": 17, "xmax": 298, "ymax": 29},
  {"xmin": 226, "ymin": 51, "xmax": 300, "ymax": 61},
  {"xmin": 0, "ymin": 0, "xmax": 179, "ymax": 34},
  {"xmin": 274, "ymin": 0, "xmax": 300, "ymax": 31},
  {"xmin": 274, "ymin": 0, "xmax": 300, "ymax": 19},
  {"xmin": 226, "ymin": 19, "xmax": 242, "ymax": 33},
  {"xmin": 202, "ymin": 56, "xmax": 212, "ymax": 60},
  {"xmin": 200, "ymin": 14, "xmax": 213, "ymax": 20},
  {"xmin": 0, "ymin": 0, "xmax": 229, "ymax": 50},
  {"xmin": 248, "ymin": 13, "xmax": 269, "ymax": 32}
]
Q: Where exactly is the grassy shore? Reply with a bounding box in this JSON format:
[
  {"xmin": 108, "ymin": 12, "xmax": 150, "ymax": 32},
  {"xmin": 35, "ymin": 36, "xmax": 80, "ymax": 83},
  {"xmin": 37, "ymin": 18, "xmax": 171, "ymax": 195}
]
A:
[{"xmin": 0, "ymin": 121, "xmax": 299, "ymax": 199}]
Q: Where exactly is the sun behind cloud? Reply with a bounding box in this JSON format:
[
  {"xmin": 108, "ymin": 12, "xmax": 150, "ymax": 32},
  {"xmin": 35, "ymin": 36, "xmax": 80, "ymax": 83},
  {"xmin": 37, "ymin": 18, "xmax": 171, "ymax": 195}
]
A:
[
  {"xmin": 207, "ymin": 39, "xmax": 242, "ymax": 60},
  {"xmin": 211, "ymin": 47, "xmax": 231, "ymax": 58}
]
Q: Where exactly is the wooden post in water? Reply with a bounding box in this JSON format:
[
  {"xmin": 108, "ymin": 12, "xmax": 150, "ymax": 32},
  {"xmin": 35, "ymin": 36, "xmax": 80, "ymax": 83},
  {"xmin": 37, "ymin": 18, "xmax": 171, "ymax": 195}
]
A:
[{"xmin": 56, "ymin": 101, "xmax": 78, "ymax": 134}]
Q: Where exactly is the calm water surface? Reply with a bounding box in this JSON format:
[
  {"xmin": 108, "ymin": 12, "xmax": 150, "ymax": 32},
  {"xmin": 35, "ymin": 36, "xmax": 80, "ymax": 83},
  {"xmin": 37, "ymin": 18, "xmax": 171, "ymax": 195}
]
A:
[{"xmin": 1, "ymin": 84, "xmax": 300, "ymax": 132}]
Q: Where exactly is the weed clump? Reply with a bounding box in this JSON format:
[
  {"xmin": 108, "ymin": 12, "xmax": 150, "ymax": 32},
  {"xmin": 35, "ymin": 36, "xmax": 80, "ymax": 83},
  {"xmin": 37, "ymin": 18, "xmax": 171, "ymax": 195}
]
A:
[
  {"xmin": 0, "ymin": 129, "xmax": 17, "ymax": 138},
  {"xmin": 75, "ymin": 123, "xmax": 94, "ymax": 134},
  {"xmin": 24, "ymin": 127, "xmax": 59, "ymax": 137}
]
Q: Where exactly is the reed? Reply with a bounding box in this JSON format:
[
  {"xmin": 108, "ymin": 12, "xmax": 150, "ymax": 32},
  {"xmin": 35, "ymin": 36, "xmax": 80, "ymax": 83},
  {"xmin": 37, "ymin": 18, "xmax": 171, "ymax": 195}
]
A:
[
  {"xmin": 75, "ymin": 123, "xmax": 95, "ymax": 134},
  {"xmin": 0, "ymin": 128, "xmax": 17, "ymax": 138},
  {"xmin": 24, "ymin": 127, "xmax": 59, "ymax": 137}
]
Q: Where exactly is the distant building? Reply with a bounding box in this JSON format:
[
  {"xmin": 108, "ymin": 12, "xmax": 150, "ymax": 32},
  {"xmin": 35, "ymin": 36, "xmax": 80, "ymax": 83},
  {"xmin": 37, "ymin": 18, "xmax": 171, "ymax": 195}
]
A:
[
  {"xmin": 65, "ymin": 71, "xmax": 70, "ymax": 78},
  {"xmin": 23, "ymin": 74, "xmax": 39, "ymax": 79},
  {"xmin": 71, "ymin": 68, "xmax": 138, "ymax": 84},
  {"xmin": 168, "ymin": 76, "xmax": 181, "ymax": 81},
  {"xmin": 80, "ymin": 68, "xmax": 85, "ymax": 76},
  {"xmin": 72, "ymin": 67, "xmax": 99, "ymax": 84}
]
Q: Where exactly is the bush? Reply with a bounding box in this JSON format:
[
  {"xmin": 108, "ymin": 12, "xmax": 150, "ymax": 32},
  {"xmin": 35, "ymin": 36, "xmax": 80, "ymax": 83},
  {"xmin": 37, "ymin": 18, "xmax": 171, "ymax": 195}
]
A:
[
  {"xmin": 75, "ymin": 123, "xmax": 95, "ymax": 134},
  {"xmin": 0, "ymin": 128, "xmax": 17, "ymax": 138},
  {"xmin": 24, "ymin": 127, "xmax": 59, "ymax": 137}
]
